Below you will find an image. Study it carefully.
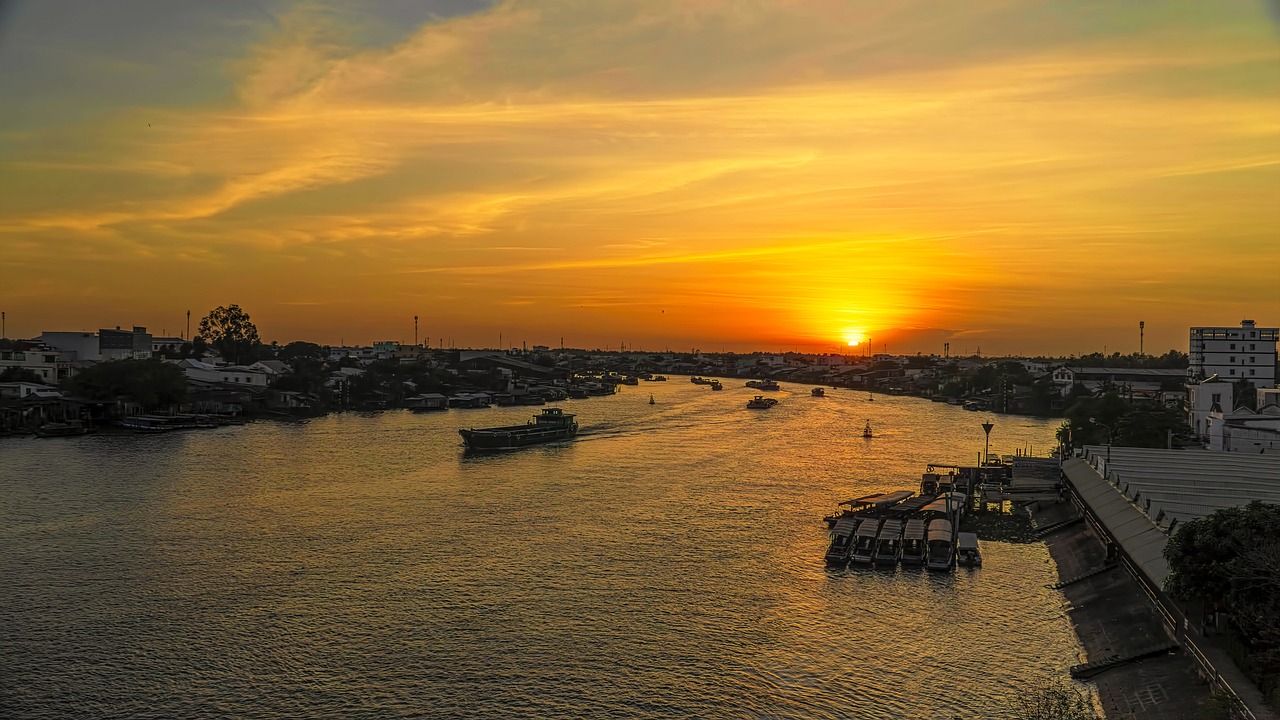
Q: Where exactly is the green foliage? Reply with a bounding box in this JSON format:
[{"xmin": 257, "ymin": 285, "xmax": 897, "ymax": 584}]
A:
[
  {"xmin": 197, "ymin": 305, "xmax": 261, "ymax": 365},
  {"xmin": 0, "ymin": 366, "xmax": 44, "ymax": 383},
  {"xmin": 63, "ymin": 359, "xmax": 187, "ymax": 409},
  {"xmin": 1071, "ymin": 350, "xmax": 1188, "ymax": 369},
  {"xmin": 278, "ymin": 341, "xmax": 323, "ymax": 364},
  {"xmin": 1165, "ymin": 503, "xmax": 1280, "ymax": 696}
]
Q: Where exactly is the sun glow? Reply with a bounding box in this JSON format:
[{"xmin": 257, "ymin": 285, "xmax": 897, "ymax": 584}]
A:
[{"xmin": 844, "ymin": 332, "xmax": 866, "ymax": 347}]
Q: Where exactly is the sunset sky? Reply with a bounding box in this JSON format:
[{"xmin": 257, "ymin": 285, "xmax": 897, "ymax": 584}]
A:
[{"xmin": 1, "ymin": 0, "xmax": 1277, "ymax": 355}]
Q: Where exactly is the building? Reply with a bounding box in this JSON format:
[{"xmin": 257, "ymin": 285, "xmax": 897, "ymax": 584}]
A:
[
  {"xmin": 1187, "ymin": 379, "xmax": 1233, "ymax": 440},
  {"xmin": 1049, "ymin": 366, "xmax": 1186, "ymax": 399},
  {"xmin": 1188, "ymin": 320, "xmax": 1278, "ymax": 387},
  {"xmin": 40, "ymin": 326, "xmax": 154, "ymax": 362},
  {"xmin": 0, "ymin": 344, "xmax": 77, "ymax": 383}
]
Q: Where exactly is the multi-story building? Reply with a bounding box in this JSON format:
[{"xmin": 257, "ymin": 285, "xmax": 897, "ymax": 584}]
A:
[
  {"xmin": 40, "ymin": 326, "xmax": 154, "ymax": 362},
  {"xmin": 1188, "ymin": 320, "xmax": 1277, "ymax": 387},
  {"xmin": 0, "ymin": 344, "xmax": 77, "ymax": 383}
]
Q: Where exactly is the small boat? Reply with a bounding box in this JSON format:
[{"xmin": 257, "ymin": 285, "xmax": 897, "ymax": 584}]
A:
[
  {"xmin": 926, "ymin": 519, "xmax": 955, "ymax": 571},
  {"xmin": 849, "ymin": 517, "xmax": 883, "ymax": 565},
  {"xmin": 874, "ymin": 519, "xmax": 904, "ymax": 567},
  {"xmin": 862, "ymin": 420, "xmax": 873, "ymax": 439},
  {"xmin": 690, "ymin": 376, "xmax": 713, "ymax": 385},
  {"xmin": 867, "ymin": 392, "xmax": 874, "ymax": 402},
  {"xmin": 649, "ymin": 394, "xmax": 655, "ymax": 405},
  {"xmin": 33, "ymin": 421, "xmax": 88, "ymax": 437},
  {"xmin": 710, "ymin": 380, "xmax": 723, "ymax": 391},
  {"xmin": 654, "ymin": 375, "xmax": 667, "ymax": 381},
  {"xmin": 812, "ymin": 387, "xmax": 825, "ymax": 397},
  {"xmin": 825, "ymin": 516, "xmax": 859, "ymax": 566},
  {"xmin": 957, "ymin": 532, "xmax": 982, "ymax": 568},
  {"xmin": 746, "ymin": 395, "xmax": 778, "ymax": 409},
  {"xmin": 746, "ymin": 379, "xmax": 781, "ymax": 391},
  {"xmin": 458, "ymin": 407, "xmax": 579, "ymax": 451},
  {"xmin": 900, "ymin": 518, "xmax": 927, "ymax": 566}
]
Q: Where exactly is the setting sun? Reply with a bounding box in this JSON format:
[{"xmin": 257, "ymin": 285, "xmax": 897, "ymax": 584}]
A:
[{"xmin": 844, "ymin": 332, "xmax": 866, "ymax": 347}]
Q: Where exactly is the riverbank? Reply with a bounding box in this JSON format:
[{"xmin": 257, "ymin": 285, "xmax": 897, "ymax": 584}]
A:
[{"xmin": 1033, "ymin": 500, "xmax": 1221, "ymax": 718}]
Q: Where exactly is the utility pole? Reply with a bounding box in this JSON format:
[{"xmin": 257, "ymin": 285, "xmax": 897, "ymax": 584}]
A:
[
  {"xmin": 944, "ymin": 342, "xmax": 949, "ymax": 359},
  {"xmin": 185, "ymin": 310, "xmax": 190, "ymax": 341},
  {"xmin": 1139, "ymin": 320, "xmax": 1145, "ymax": 356},
  {"xmin": 414, "ymin": 315, "xmax": 419, "ymax": 347},
  {"xmin": 1, "ymin": 311, "xmax": 5, "ymax": 339}
]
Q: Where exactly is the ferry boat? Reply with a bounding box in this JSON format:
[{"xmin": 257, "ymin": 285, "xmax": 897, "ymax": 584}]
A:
[
  {"xmin": 825, "ymin": 516, "xmax": 859, "ymax": 566},
  {"xmin": 849, "ymin": 518, "xmax": 883, "ymax": 565},
  {"xmin": 873, "ymin": 519, "xmax": 904, "ymax": 566},
  {"xmin": 926, "ymin": 519, "xmax": 955, "ymax": 571},
  {"xmin": 956, "ymin": 532, "xmax": 982, "ymax": 568},
  {"xmin": 812, "ymin": 387, "xmax": 825, "ymax": 397},
  {"xmin": 458, "ymin": 408, "xmax": 579, "ymax": 451},
  {"xmin": 901, "ymin": 518, "xmax": 927, "ymax": 566},
  {"xmin": 746, "ymin": 395, "xmax": 778, "ymax": 409},
  {"xmin": 746, "ymin": 379, "xmax": 780, "ymax": 391}
]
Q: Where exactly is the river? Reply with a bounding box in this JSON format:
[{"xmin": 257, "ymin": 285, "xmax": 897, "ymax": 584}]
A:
[{"xmin": 1, "ymin": 380, "xmax": 1079, "ymax": 719}]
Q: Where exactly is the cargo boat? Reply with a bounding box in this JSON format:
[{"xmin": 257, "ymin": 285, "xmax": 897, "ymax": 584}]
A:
[{"xmin": 458, "ymin": 408, "xmax": 579, "ymax": 450}]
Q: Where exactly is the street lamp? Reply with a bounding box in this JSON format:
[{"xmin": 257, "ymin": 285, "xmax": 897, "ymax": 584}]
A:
[
  {"xmin": 1089, "ymin": 417, "xmax": 1113, "ymax": 468},
  {"xmin": 981, "ymin": 421, "xmax": 994, "ymax": 465}
]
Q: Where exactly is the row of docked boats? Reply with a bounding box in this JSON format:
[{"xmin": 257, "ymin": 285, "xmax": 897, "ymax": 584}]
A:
[{"xmin": 824, "ymin": 489, "xmax": 980, "ymax": 571}]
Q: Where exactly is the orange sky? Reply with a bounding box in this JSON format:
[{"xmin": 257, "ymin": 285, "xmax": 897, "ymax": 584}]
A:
[{"xmin": 1, "ymin": 1, "xmax": 1277, "ymax": 354}]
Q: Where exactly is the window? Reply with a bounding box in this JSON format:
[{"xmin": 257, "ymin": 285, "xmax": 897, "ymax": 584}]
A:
[
  {"xmin": 1229, "ymin": 357, "xmax": 1235, "ymax": 363},
  {"xmin": 1250, "ymin": 369, "xmax": 1256, "ymax": 376},
  {"xmin": 1251, "ymin": 357, "xmax": 1256, "ymax": 363},
  {"xmin": 1230, "ymin": 343, "xmax": 1236, "ymax": 350},
  {"xmin": 1230, "ymin": 369, "xmax": 1236, "ymax": 375},
  {"xmin": 1251, "ymin": 344, "xmax": 1257, "ymax": 350},
  {"xmin": 1213, "ymin": 393, "xmax": 1222, "ymax": 403}
]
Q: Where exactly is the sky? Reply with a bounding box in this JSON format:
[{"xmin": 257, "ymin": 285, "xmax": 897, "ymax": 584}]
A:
[{"xmin": 1, "ymin": 0, "xmax": 1277, "ymax": 355}]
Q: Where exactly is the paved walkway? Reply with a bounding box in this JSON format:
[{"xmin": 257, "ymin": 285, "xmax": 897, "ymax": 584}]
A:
[{"xmin": 1035, "ymin": 500, "xmax": 1219, "ymax": 719}]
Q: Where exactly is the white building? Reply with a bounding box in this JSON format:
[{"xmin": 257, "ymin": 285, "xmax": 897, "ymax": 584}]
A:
[
  {"xmin": 173, "ymin": 359, "xmax": 269, "ymax": 387},
  {"xmin": 1189, "ymin": 320, "xmax": 1277, "ymax": 387},
  {"xmin": 1187, "ymin": 379, "xmax": 1233, "ymax": 440},
  {"xmin": 0, "ymin": 345, "xmax": 77, "ymax": 383},
  {"xmin": 40, "ymin": 326, "xmax": 154, "ymax": 362}
]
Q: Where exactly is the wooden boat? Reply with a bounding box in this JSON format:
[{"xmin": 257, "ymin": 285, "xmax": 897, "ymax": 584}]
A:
[
  {"xmin": 849, "ymin": 517, "xmax": 883, "ymax": 565},
  {"xmin": 458, "ymin": 408, "xmax": 578, "ymax": 451},
  {"xmin": 710, "ymin": 380, "xmax": 723, "ymax": 391},
  {"xmin": 862, "ymin": 420, "xmax": 873, "ymax": 438},
  {"xmin": 812, "ymin": 387, "xmax": 825, "ymax": 397},
  {"xmin": 926, "ymin": 519, "xmax": 955, "ymax": 571},
  {"xmin": 957, "ymin": 532, "xmax": 982, "ymax": 568},
  {"xmin": 746, "ymin": 395, "xmax": 778, "ymax": 409},
  {"xmin": 649, "ymin": 394, "xmax": 655, "ymax": 405},
  {"xmin": 746, "ymin": 379, "xmax": 780, "ymax": 391},
  {"xmin": 874, "ymin": 519, "xmax": 904, "ymax": 566},
  {"xmin": 901, "ymin": 518, "xmax": 927, "ymax": 566},
  {"xmin": 33, "ymin": 421, "xmax": 88, "ymax": 437},
  {"xmin": 825, "ymin": 516, "xmax": 859, "ymax": 566}
]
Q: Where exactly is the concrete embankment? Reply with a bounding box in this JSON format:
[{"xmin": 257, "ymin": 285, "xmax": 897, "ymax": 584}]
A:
[{"xmin": 1032, "ymin": 500, "xmax": 1218, "ymax": 719}]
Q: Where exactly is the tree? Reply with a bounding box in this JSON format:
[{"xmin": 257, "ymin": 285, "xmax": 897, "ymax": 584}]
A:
[
  {"xmin": 278, "ymin": 341, "xmax": 323, "ymax": 365},
  {"xmin": 1165, "ymin": 503, "xmax": 1280, "ymax": 700},
  {"xmin": 0, "ymin": 366, "xmax": 44, "ymax": 383},
  {"xmin": 197, "ymin": 305, "xmax": 261, "ymax": 365},
  {"xmin": 63, "ymin": 359, "xmax": 187, "ymax": 409}
]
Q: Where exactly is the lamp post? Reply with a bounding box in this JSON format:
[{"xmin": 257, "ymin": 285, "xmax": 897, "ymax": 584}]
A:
[
  {"xmin": 981, "ymin": 421, "xmax": 994, "ymax": 465},
  {"xmin": 1089, "ymin": 417, "xmax": 1113, "ymax": 467}
]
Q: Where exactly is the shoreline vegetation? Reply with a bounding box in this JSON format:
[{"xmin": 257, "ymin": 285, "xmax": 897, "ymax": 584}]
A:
[{"xmin": 1, "ymin": 334, "xmax": 1207, "ymax": 441}]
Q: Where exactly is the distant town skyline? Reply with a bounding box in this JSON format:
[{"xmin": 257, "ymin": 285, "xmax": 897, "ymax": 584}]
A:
[{"xmin": 1, "ymin": 1, "xmax": 1277, "ymax": 355}]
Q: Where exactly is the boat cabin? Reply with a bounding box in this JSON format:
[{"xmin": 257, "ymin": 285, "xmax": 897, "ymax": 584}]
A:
[
  {"xmin": 825, "ymin": 516, "xmax": 858, "ymax": 565},
  {"xmin": 956, "ymin": 532, "xmax": 982, "ymax": 568},
  {"xmin": 926, "ymin": 519, "xmax": 955, "ymax": 571},
  {"xmin": 532, "ymin": 407, "xmax": 576, "ymax": 427},
  {"xmin": 901, "ymin": 518, "xmax": 927, "ymax": 565}
]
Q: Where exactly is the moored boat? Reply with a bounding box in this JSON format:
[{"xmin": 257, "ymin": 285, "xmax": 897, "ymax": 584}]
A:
[
  {"xmin": 458, "ymin": 407, "xmax": 579, "ymax": 451},
  {"xmin": 746, "ymin": 379, "xmax": 780, "ymax": 391},
  {"xmin": 901, "ymin": 518, "xmax": 927, "ymax": 566},
  {"xmin": 956, "ymin": 532, "xmax": 982, "ymax": 568},
  {"xmin": 33, "ymin": 421, "xmax": 88, "ymax": 437},
  {"xmin": 926, "ymin": 519, "xmax": 955, "ymax": 571},
  {"xmin": 874, "ymin": 519, "xmax": 904, "ymax": 566},
  {"xmin": 710, "ymin": 380, "xmax": 723, "ymax": 391},
  {"xmin": 825, "ymin": 516, "xmax": 859, "ymax": 566},
  {"xmin": 849, "ymin": 518, "xmax": 882, "ymax": 565}
]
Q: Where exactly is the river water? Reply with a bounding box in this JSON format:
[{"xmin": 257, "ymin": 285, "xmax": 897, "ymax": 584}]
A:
[{"xmin": 2, "ymin": 380, "xmax": 1079, "ymax": 719}]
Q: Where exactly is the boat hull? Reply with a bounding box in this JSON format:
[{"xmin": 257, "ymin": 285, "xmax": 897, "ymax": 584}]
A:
[{"xmin": 458, "ymin": 426, "xmax": 578, "ymax": 450}]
